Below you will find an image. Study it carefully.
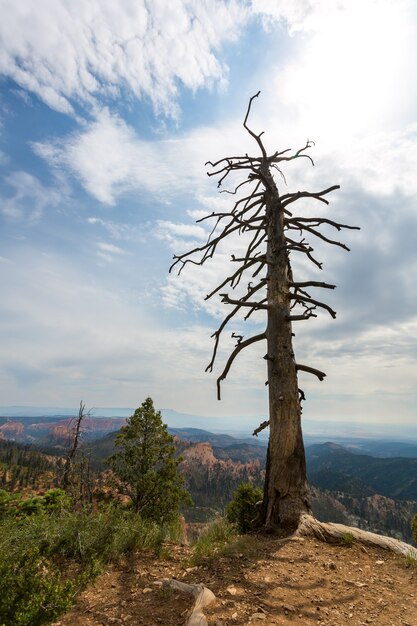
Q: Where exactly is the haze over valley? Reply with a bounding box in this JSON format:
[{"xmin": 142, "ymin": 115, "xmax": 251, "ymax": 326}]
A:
[{"xmin": 1, "ymin": 405, "xmax": 417, "ymax": 543}]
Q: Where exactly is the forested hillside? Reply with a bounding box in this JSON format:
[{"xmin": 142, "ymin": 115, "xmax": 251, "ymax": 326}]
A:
[
  {"xmin": 0, "ymin": 440, "xmax": 62, "ymax": 492},
  {"xmin": 1, "ymin": 433, "xmax": 417, "ymax": 540},
  {"xmin": 307, "ymin": 442, "xmax": 417, "ymax": 499}
]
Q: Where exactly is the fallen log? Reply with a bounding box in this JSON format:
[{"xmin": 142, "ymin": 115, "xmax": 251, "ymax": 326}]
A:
[{"xmin": 298, "ymin": 514, "xmax": 417, "ymax": 558}]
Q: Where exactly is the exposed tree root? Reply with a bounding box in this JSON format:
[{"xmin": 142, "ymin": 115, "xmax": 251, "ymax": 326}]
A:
[
  {"xmin": 162, "ymin": 517, "xmax": 416, "ymax": 624},
  {"xmin": 162, "ymin": 579, "xmax": 216, "ymax": 626},
  {"xmin": 297, "ymin": 514, "xmax": 417, "ymax": 558}
]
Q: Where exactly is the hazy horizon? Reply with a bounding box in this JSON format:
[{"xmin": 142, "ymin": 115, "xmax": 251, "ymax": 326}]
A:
[{"xmin": 1, "ymin": 404, "xmax": 417, "ymax": 442}]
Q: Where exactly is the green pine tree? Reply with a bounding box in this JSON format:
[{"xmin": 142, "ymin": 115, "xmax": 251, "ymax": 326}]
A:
[{"xmin": 107, "ymin": 397, "xmax": 191, "ymax": 523}]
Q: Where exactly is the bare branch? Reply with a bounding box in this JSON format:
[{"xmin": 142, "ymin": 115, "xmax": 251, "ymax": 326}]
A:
[
  {"xmin": 296, "ymin": 364, "xmax": 326, "ymax": 381},
  {"xmin": 231, "ymin": 331, "xmax": 243, "ymax": 345},
  {"xmin": 290, "ymin": 293, "xmax": 336, "ymax": 318},
  {"xmin": 231, "ymin": 254, "xmax": 267, "ymax": 264},
  {"xmin": 253, "ymin": 420, "xmax": 270, "ymax": 437},
  {"xmin": 205, "ymin": 258, "xmax": 263, "ymax": 300},
  {"xmin": 290, "ymin": 281, "xmax": 336, "ymax": 290},
  {"xmin": 287, "ymin": 216, "xmax": 360, "ymax": 232},
  {"xmin": 288, "ymin": 221, "xmax": 351, "ymax": 251},
  {"xmin": 244, "ymin": 297, "xmax": 267, "ymax": 320},
  {"xmin": 206, "ymin": 280, "xmax": 267, "ymax": 373},
  {"xmin": 281, "ymin": 185, "xmax": 340, "ymax": 208},
  {"xmin": 217, "ymin": 332, "xmax": 266, "ymax": 400},
  {"xmin": 62, "ymin": 400, "xmax": 89, "ymax": 491},
  {"xmin": 220, "ymin": 179, "xmax": 255, "ymax": 195},
  {"xmin": 243, "ymin": 91, "xmax": 267, "ymax": 161},
  {"xmin": 285, "ymin": 238, "xmax": 323, "ymax": 269},
  {"xmin": 288, "ymin": 311, "xmax": 318, "ymax": 321},
  {"xmin": 220, "ymin": 293, "xmax": 268, "ymax": 309},
  {"xmin": 269, "ymin": 139, "xmax": 316, "ymax": 166}
]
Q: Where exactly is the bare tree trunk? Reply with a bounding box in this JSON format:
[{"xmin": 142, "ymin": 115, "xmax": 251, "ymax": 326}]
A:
[
  {"xmin": 62, "ymin": 400, "xmax": 85, "ymax": 491},
  {"xmin": 171, "ymin": 93, "xmax": 357, "ymax": 536},
  {"xmin": 260, "ymin": 175, "xmax": 311, "ymax": 533}
]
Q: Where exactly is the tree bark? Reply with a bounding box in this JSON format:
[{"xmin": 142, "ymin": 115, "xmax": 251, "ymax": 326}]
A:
[{"xmin": 260, "ymin": 171, "xmax": 311, "ymax": 533}]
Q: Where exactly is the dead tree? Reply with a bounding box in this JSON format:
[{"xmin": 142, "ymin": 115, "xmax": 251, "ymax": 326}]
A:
[
  {"xmin": 170, "ymin": 92, "xmax": 359, "ymax": 534},
  {"xmin": 62, "ymin": 400, "xmax": 87, "ymax": 492}
]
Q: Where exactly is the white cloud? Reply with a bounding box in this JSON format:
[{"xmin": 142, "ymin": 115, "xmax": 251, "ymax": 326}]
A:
[
  {"xmin": 294, "ymin": 313, "xmax": 417, "ymax": 423},
  {"xmin": 252, "ymin": 0, "xmax": 327, "ymax": 33},
  {"xmin": 96, "ymin": 241, "xmax": 125, "ymax": 263},
  {"xmin": 155, "ymin": 220, "xmax": 208, "ymax": 253},
  {"xmin": 257, "ymin": 0, "xmax": 417, "ymax": 139},
  {"xmin": 97, "ymin": 242, "xmax": 124, "ymax": 255},
  {"xmin": 87, "ymin": 216, "xmax": 145, "ymax": 242},
  {"xmin": 0, "ymin": 171, "xmax": 62, "ymax": 221},
  {"xmin": 0, "ymin": 0, "xmax": 247, "ymax": 116},
  {"xmin": 33, "ymin": 110, "xmax": 202, "ymax": 204},
  {"xmin": 0, "ymin": 249, "xmax": 266, "ymax": 414},
  {"xmin": 33, "ymin": 108, "xmax": 251, "ymax": 204}
]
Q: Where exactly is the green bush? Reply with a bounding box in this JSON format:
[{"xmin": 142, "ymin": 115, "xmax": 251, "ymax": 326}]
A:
[
  {"xmin": 0, "ymin": 503, "xmax": 179, "ymax": 625},
  {"xmin": 0, "ymin": 488, "xmax": 71, "ymax": 520},
  {"xmin": 191, "ymin": 516, "xmax": 236, "ymax": 565},
  {"xmin": 0, "ymin": 516, "xmax": 78, "ymax": 625},
  {"xmin": 412, "ymin": 514, "xmax": 417, "ymax": 545},
  {"xmin": 340, "ymin": 531, "xmax": 355, "ymax": 547},
  {"xmin": 226, "ymin": 483, "xmax": 263, "ymax": 533},
  {"xmin": 0, "ymin": 488, "xmax": 18, "ymax": 517}
]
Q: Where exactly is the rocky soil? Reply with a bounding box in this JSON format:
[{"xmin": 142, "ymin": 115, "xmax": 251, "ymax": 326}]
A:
[{"xmin": 53, "ymin": 535, "xmax": 417, "ymax": 626}]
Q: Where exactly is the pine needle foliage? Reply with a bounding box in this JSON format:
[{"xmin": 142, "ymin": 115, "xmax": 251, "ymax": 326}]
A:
[{"xmin": 107, "ymin": 397, "xmax": 192, "ymax": 523}]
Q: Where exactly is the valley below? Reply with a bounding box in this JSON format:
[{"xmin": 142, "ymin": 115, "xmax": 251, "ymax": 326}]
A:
[{"xmin": 1, "ymin": 412, "xmax": 417, "ymax": 543}]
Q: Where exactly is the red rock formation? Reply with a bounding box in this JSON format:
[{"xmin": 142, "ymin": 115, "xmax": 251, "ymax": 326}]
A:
[{"xmin": 0, "ymin": 421, "xmax": 25, "ymax": 440}]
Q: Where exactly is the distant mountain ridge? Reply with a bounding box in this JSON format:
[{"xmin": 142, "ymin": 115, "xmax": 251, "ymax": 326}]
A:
[
  {"xmin": 307, "ymin": 442, "xmax": 417, "ymax": 500},
  {"xmin": 3, "ymin": 406, "xmax": 417, "ymax": 441}
]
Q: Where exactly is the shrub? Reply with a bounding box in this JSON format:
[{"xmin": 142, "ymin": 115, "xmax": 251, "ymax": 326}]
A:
[
  {"xmin": 226, "ymin": 483, "xmax": 263, "ymax": 533},
  {"xmin": 340, "ymin": 532, "xmax": 355, "ymax": 547},
  {"xmin": 412, "ymin": 514, "xmax": 417, "ymax": 545},
  {"xmin": 0, "ymin": 488, "xmax": 18, "ymax": 517},
  {"xmin": 0, "ymin": 503, "xmax": 179, "ymax": 625},
  {"xmin": 0, "ymin": 515, "xmax": 78, "ymax": 625},
  {"xmin": 0, "ymin": 488, "xmax": 71, "ymax": 519},
  {"xmin": 191, "ymin": 516, "xmax": 236, "ymax": 565},
  {"xmin": 404, "ymin": 551, "xmax": 417, "ymax": 569}
]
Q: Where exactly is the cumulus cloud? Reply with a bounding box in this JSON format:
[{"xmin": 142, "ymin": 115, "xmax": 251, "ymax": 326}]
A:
[{"xmin": 0, "ymin": 0, "xmax": 247, "ymax": 116}]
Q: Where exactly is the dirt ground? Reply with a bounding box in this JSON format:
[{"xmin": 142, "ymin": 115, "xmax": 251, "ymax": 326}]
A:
[{"xmin": 52, "ymin": 535, "xmax": 417, "ymax": 626}]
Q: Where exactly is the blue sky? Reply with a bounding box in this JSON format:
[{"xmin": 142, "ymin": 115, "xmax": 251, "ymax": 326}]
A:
[{"xmin": 1, "ymin": 0, "xmax": 417, "ymax": 429}]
